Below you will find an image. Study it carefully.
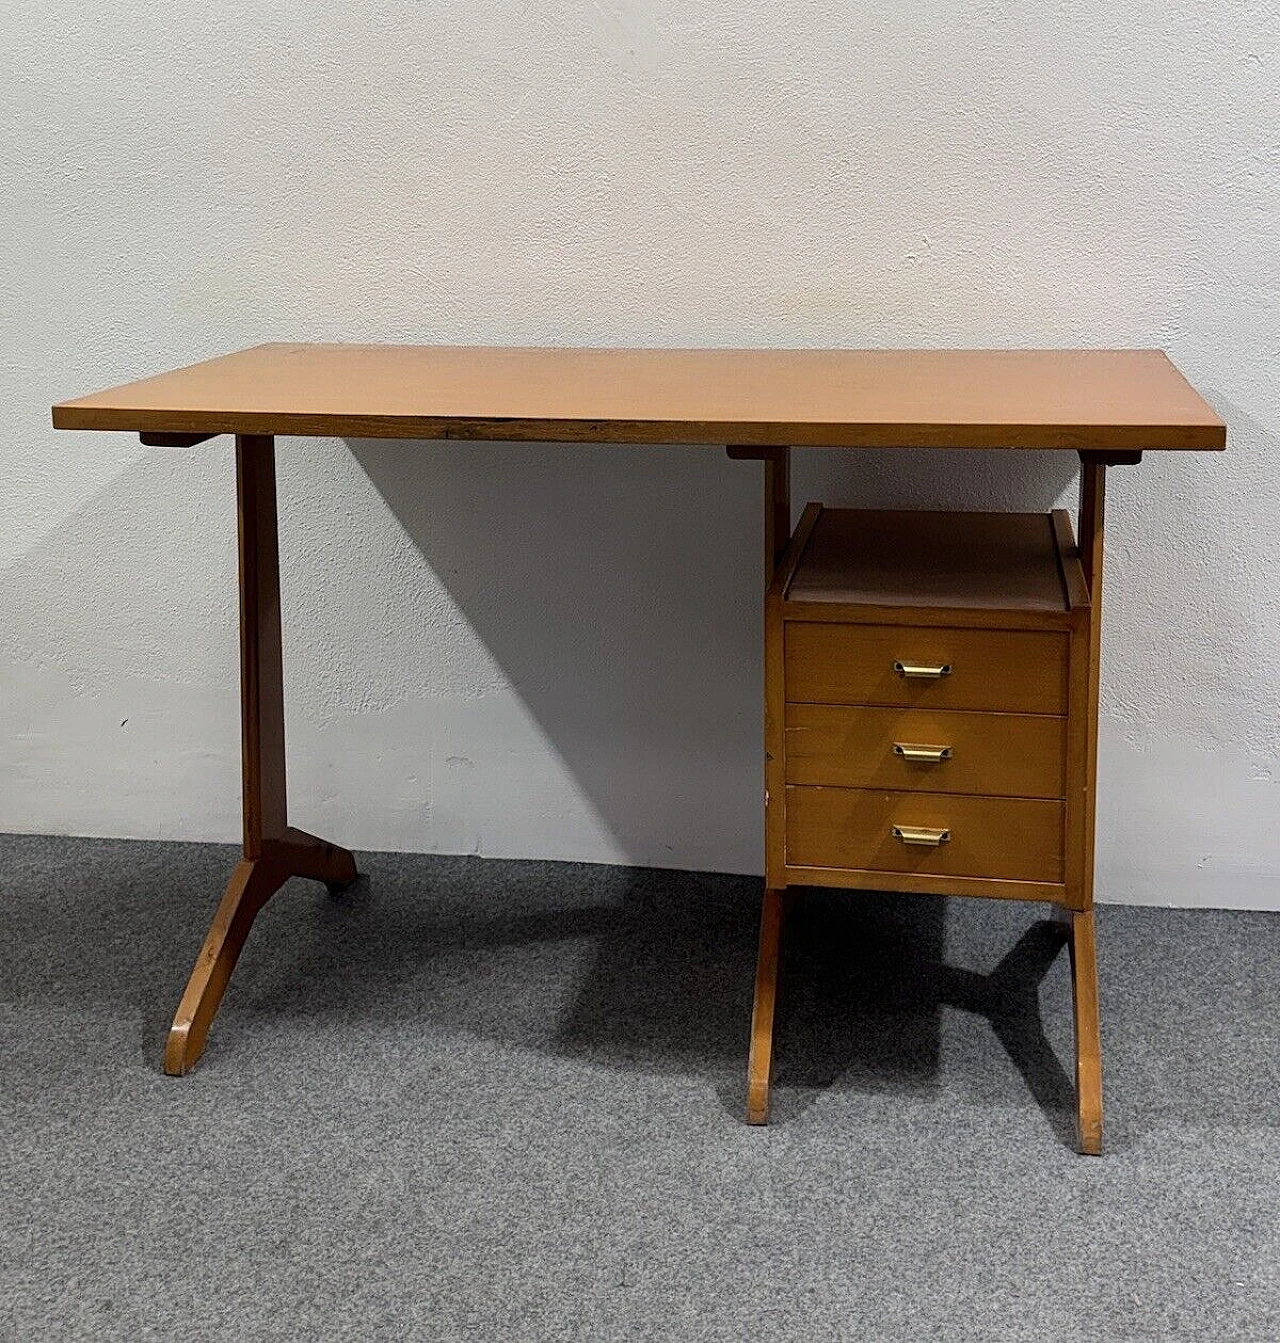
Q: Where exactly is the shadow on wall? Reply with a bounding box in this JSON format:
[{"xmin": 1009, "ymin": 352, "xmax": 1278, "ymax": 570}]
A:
[
  {"xmin": 348, "ymin": 440, "xmax": 1081, "ymax": 872},
  {"xmin": 0, "ymin": 446, "xmax": 243, "ymax": 840},
  {"xmin": 347, "ymin": 437, "xmax": 766, "ymax": 870}
]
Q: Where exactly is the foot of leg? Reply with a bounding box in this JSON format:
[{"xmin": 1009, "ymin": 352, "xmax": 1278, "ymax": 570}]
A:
[
  {"xmin": 1066, "ymin": 908, "xmax": 1104, "ymax": 1155},
  {"xmin": 747, "ymin": 886, "xmax": 786, "ymax": 1125},
  {"xmin": 164, "ymin": 857, "xmax": 286, "ymax": 1076},
  {"xmin": 164, "ymin": 834, "xmax": 359, "ymax": 1076}
]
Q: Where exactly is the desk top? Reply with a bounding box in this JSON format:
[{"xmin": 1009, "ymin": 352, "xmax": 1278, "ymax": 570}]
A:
[{"xmin": 52, "ymin": 344, "xmax": 1224, "ymax": 451}]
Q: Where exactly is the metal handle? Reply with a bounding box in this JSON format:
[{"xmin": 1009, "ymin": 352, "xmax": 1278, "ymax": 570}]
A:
[
  {"xmin": 892, "ymin": 825, "xmax": 951, "ymax": 847},
  {"xmin": 893, "ymin": 742, "xmax": 953, "ymax": 763},
  {"xmin": 894, "ymin": 661, "xmax": 951, "ymax": 679}
]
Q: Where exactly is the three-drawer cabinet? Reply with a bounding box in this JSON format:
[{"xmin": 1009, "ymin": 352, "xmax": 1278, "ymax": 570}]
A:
[{"xmin": 750, "ymin": 503, "xmax": 1103, "ymax": 1149}]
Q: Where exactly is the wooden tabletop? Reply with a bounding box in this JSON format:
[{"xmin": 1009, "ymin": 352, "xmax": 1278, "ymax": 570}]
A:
[{"xmin": 52, "ymin": 344, "xmax": 1224, "ymax": 450}]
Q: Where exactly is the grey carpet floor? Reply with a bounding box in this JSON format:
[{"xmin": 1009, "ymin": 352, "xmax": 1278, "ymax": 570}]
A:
[{"xmin": 1, "ymin": 834, "xmax": 1278, "ymax": 1342}]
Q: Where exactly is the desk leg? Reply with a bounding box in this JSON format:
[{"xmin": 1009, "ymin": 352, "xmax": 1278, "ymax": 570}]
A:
[
  {"xmin": 1062, "ymin": 453, "xmax": 1108, "ymax": 1152},
  {"xmin": 1063, "ymin": 907, "xmax": 1103, "ymax": 1155},
  {"xmin": 747, "ymin": 886, "xmax": 786, "ymax": 1124},
  {"xmin": 164, "ymin": 434, "xmax": 357, "ymax": 1076},
  {"xmin": 732, "ymin": 444, "xmax": 792, "ymax": 1122}
]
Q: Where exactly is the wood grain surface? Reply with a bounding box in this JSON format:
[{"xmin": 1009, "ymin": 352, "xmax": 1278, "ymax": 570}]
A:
[
  {"xmin": 785, "ymin": 786, "xmax": 1065, "ymax": 884},
  {"xmin": 785, "ymin": 509, "xmax": 1072, "ymax": 611},
  {"xmin": 784, "ymin": 703, "xmax": 1067, "ymax": 798},
  {"xmin": 784, "ymin": 622, "xmax": 1071, "ymax": 715}
]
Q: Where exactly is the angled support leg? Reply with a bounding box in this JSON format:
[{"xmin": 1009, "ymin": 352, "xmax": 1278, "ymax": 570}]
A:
[
  {"xmin": 165, "ymin": 434, "xmax": 357, "ymax": 1076},
  {"xmin": 746, "ymin": 886, "xmax": 786, "ymax": 1124},
  {"xmin": 1065, "ymin": 907, "xmax": 1103, "ymax": 1154}
]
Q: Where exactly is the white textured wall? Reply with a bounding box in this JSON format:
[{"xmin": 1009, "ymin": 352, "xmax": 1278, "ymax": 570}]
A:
[{"xmin": 3, "ymin": 3, "xmax": 1277, "ymax": 908}]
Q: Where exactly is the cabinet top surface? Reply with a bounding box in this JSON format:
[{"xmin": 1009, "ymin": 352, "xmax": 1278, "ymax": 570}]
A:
[{"xmin": 52, "ymin": 344, "xmax": 1224, "ymax": 450}]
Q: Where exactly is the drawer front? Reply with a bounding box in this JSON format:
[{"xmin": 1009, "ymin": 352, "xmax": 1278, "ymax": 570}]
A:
[
  {"xmin": 786, "ymin": 786, "xmax": 1064, "ymax": 883},
  {"xmin": 784, "ymin": 623, "xmax": 1069, "ymax": 715},
  {"xmin": 784, "ymin": 704, "xmax": 1066, "ymax": 799}
]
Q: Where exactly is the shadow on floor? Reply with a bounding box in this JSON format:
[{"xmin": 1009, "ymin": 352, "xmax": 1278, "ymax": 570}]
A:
[
  {"xmin": 8, "ymin": 839, "xmax": 1079, "ymax": 1144},
  {"xmin": 761, "ymin": 890, "xmax": 1076, "ymax": 1144},
  {"xmin": 7, "ymin": 836, "xmax": 1280, "ymax": 1147}
]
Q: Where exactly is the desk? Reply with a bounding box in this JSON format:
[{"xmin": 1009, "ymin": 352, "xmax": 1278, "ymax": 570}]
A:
[{"xmin": 53, "ymin": 346, "xmax": 1224, "ymax": 1131}]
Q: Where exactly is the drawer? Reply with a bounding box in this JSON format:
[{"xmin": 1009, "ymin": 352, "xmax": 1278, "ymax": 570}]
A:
[
  {"xmin": 784, "ymin": 704, "xmax": 1066, "ymax": 799},
  {"xmin": 784, "ymin": 623, "xmax": 1069, "ymax": 715},
  {"xmin": 786, "ymin": 786, "xmax": 1064, "ymax": 883}
]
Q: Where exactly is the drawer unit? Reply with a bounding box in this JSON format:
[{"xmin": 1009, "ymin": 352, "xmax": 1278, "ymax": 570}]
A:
[
  {"xmin": 785, "ymin": 786, "xmax": 1066, "ymax": 884},
  {"xmin": 784, "ymin": 622, "xmax": 1070, "ymax": 715},
  {"xmin": 784, "ymin": 703, "xmax": 1067, "ymax": 799},
  {"xmin": 754, "ymin": 502, "xmax": 1100, "ymax": 1141},
  {"xmin": 765, "ymin": 505, "xmax": 1089, "ymax": 899}
]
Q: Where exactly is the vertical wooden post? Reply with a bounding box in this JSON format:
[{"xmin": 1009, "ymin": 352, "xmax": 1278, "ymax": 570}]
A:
[
  {"xmin": 727, "ymin": 444, "xmax": 791, "ymax": 581},
  {"xmin": 764, "ymin": 446, "xmax": 791, "ymax": 582},
  {"xmin": 1077, "ymin": 455, "xmax": 1105, "ymax": 919},
  {"xmin": 1068, "ymin": 451, "xmax": 1107, "ymax": 1153},
  {"xmin": 728, "ymin": 444, "xmax": 792, "ymax": 1123},
  {"xmin": 1079, "ymin": 454, "xmax": 1106, "ymax": 593},
  {"xmin": 237, "ymin": 433, "xmax": 288, "ymax": 857},
  {"xmin": 1067, "ymin": 907, "xmax": 1103, "ymax": 1154}
]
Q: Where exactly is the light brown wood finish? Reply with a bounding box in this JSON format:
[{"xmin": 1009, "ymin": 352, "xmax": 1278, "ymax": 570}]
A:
[
  {"xmin": 1051, "ymin": 509, "xmax": 1092, "ymax": 610},
  {"xmin": 52, "ymin": 350, "xmax": 1211, "ymax": 1141},
  {"xmin": 785, "ymin": 509, "xmax": 1072, "ymax": 611},
  {"xmin": 164, "ymin": 434, "xmax": 357, "ymax": 1076},
  {"xmin": 785, "ymin": 623, "xmax": 1071, "ymax": 715},
  {"xmin": 764, "ymin": 506, "xmax": 822, "ymax": 893},
  {"xmin": 165, "ymin": 856, "xmax": 277, "ymax": 1076},
  {"xmin": 786, "ymin": 787, "xmax": 1065, "ymax": 883},
  {"xmin": 1065, "ymin": 907, "xmax": 1103, "ymax": 1155},
  {"xmin": 237, "ymin": 435, "xmax": 287, "ymax": 856},
  {"xmin": 53, "ymin": 345, "xmax": 1225, "ymax": 450},
  {"xmin": 784, "ymin": 703, "xmax": 1067, "ymax": 798},
  {"xmin": 758, "ymin": 504, "xmax": 1110, "ymax": 1151},
  {"xmin": 1063, "ymin": 454, "xmax": 1108, "ymax": 1152},
  {"xmin": 766, "ymin": 448, "xmax": 791, "ymax": 580},
  {"xmin": 782, "ymin": 865, "xmax": 1064, "ymax": 904},
  {"xmin": 746, "ymin": 886, "xmax": 785, "ymax": 1125},
  {"xmin": 747, "ymin": 464, "xmax": 796, "ymax": 1122}
]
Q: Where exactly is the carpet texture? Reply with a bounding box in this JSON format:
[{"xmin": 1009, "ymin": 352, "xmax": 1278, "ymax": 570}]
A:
[{"xmin": 2, "ymin": 833, "xmax": 1278, "ymax": 1341}]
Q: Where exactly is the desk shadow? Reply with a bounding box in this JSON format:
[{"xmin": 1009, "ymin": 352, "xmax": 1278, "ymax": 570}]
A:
[
  {"xmin": 546, "ymin": 878, "xmax": 1076, "ymax": 1147},
  {"xmin": 719, "ymin": 889, "xmax": 1075, "ymax": 1144},
  {"xmin": 210, "ymin": 852, "xmax": 1078, "ymax": 1145}
]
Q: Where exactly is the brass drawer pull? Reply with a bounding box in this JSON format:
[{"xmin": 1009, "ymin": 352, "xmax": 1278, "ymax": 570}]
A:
[
  {"xmin": 893, "ymin": 742, "xmax": 953, "ymax": 763},
  {"xmin": 894, "ymin": 660, "xmax": 951, "ymax": 679},
  {"xmin": 892, "ymin": 825, "xmax": 951, "ymax": 847}
]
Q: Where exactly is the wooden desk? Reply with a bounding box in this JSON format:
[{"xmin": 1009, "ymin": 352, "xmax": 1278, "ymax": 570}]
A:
[{"xmin": 53, "ymin": 346, "xmax": 1223, "ymax": 1141}]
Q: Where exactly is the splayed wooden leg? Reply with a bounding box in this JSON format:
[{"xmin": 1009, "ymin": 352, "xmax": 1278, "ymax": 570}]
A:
[
  {"xmin": 1065, "ymin": 907, "xmax": 1103, "ymax": 1154},
  {"xmin": 747, "ymin": 886, "xmax": 786, "ymax": 1124},
  {"xmin": 165, "ymin": 857, "xmax": 283, "ymax": 1075},
  {"xmin": 165, "ymin": 434, "xmax": 357, "ymax": 1075}
]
